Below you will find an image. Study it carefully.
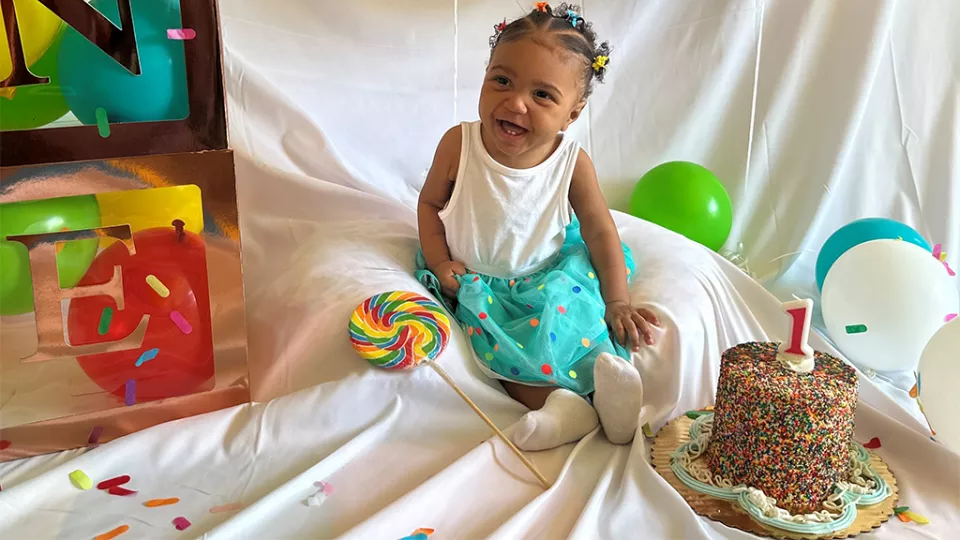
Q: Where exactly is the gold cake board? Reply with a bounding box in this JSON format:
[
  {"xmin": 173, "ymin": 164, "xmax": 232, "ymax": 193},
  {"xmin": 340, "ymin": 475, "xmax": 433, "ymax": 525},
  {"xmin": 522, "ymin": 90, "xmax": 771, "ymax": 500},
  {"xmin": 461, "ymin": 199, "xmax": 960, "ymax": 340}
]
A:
[{"xmin": 651, "ymin": 414, "xmax": 898, "ymax": 539}]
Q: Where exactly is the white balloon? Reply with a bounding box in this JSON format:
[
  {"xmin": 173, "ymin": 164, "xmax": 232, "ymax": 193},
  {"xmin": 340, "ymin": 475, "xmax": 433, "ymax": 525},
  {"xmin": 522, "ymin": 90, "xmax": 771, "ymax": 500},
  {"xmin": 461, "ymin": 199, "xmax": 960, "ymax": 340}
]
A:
[
  {"xmin": 918, "ymin": 317, "xmax": 960, "ymax": 453},
  {"xmin": 821, "ymin": 239, "xmax": 959, "ymax": 372}
]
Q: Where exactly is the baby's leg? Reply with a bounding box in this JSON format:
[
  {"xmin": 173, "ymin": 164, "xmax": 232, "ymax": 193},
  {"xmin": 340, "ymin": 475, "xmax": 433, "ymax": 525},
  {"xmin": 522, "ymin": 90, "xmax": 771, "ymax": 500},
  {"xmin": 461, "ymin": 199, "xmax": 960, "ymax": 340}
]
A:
[{"xmin": 503, "ymin": 381, "xmax": 599, "ymax": 451}]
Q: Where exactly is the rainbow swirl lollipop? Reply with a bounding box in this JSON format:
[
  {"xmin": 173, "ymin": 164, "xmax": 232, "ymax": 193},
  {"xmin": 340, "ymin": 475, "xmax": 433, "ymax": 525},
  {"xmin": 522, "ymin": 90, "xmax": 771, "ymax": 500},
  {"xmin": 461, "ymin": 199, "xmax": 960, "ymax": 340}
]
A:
[{"xmin": 349, "ymin": 291, "xmax": 451, "ymax": 370}]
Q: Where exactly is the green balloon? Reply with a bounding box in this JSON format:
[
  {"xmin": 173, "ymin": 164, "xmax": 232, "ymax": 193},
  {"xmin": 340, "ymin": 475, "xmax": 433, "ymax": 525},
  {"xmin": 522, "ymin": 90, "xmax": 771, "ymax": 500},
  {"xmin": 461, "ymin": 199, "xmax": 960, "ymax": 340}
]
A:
[
  {"xmin": 628, "ymin": 161, "xmax": 733, "ymax": 251},
  {"xmin": 0, "ymin": 28, "xmax": 69, "ymax": 132},
  {"xmin": 0, "ymin": 196, "xmax": 101, "ymax": 315}
]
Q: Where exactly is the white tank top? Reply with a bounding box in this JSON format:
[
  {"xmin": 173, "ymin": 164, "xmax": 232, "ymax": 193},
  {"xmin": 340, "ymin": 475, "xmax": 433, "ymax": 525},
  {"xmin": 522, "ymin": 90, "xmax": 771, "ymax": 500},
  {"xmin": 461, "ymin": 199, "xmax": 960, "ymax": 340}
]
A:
[{"xmin": 439, "ymin": 120, "xmax": 580, "ymax": 278}]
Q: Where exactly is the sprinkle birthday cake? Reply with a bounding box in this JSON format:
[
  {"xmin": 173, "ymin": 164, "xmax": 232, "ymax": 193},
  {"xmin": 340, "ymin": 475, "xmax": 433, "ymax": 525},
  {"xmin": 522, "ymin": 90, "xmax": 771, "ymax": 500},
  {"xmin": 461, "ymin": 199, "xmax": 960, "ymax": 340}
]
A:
[
  {"xmin": 706, "ymin": 342, "xmax": 858, "ymax": 514},
  {"xmin": 663, "ymin": 300, "xmax": 894, "ymax": 537}
]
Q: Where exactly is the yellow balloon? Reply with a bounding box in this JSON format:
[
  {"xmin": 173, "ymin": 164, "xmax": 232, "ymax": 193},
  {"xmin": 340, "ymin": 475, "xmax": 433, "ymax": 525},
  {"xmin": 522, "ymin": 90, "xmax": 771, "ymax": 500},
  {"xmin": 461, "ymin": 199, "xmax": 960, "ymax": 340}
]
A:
[
  {"xmin": 0, "ymin": 0, "xmax": 63, "ymax": 79},
  {"xmin": 96, "ymin": 185, "xmax": 205, "ymax": 236}
]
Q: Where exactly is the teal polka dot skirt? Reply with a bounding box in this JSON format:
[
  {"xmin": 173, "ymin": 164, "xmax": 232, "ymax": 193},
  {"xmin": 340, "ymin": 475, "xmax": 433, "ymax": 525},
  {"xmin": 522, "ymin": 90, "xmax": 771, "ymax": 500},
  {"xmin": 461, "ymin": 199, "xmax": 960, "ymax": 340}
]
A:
[{"xmin": 416, "ymin": 220, "xmax": 634, "ymax": 395}]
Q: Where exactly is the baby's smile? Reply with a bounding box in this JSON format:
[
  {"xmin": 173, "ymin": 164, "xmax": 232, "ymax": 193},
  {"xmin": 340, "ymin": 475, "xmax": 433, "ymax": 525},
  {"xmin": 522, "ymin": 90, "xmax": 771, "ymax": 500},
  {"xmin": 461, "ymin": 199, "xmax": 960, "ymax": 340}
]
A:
[{"xmin": 496, "ymin": 118, "xmax": 529, "ymax": 138}]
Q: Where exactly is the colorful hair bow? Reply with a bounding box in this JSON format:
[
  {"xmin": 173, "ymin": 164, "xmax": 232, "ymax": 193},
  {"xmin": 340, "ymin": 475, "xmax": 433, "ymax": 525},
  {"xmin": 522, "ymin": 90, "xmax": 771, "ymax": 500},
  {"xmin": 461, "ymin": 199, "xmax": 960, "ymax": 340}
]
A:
[
  {"xmin": 535, "ymin": 2, "xmax": 548, "ymax": 12},
  {"xmin": 932, "ymin": 244, "xmax": 955, "ymax": 276},
  {"xmin": 566, "ymin": 9, "xmax": 581, "ymax": 27},
  {"xmin": 592, "ymin": 54, "xmax": 609, "ymax": 72},
  {"xmin": 495, "ymin": 18, "xmax": 507, "ymax": 33}
]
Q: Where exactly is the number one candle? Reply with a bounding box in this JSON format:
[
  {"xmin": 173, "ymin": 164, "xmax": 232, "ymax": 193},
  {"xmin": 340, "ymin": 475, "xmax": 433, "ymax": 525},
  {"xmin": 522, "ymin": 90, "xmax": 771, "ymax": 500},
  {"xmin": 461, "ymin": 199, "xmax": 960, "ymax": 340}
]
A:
[{"xmin": 777, "ymin": 298, "xmax": 815, "ymax": 373}]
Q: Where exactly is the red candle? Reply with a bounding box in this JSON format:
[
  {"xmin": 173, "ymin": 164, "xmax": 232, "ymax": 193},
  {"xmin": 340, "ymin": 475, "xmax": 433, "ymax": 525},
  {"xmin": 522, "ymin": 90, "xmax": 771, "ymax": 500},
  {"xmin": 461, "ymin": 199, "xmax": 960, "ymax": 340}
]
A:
[{"xmin": 778, "ymin": 298, "xmax": 815, "ymax": 372}]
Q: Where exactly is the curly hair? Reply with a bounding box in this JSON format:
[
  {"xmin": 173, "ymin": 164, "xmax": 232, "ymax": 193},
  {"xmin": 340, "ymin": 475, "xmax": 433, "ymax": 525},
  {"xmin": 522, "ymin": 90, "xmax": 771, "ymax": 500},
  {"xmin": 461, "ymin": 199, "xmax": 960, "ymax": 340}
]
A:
[{"xmin": 489, "ymin": 3, "xmax": 612, "ymax": 99}]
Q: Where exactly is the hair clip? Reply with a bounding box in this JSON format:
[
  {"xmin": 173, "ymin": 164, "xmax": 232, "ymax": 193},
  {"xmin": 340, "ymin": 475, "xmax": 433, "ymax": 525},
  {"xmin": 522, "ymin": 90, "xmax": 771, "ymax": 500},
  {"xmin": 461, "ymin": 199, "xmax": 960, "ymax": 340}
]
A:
[
  {"xmin": 534, "ymin": 2, "xmax": 549, "ymax": 12},
  {"xmin": 592, "ymin": 54, "xmax": 609, "ymax": 72},
  {"xmin": 566, "ymin": 9, "xmax": 581, "ymax": 27},
  {"xmin": 495, "ymin": 18, "xmax": 507, "ymax": 33}
]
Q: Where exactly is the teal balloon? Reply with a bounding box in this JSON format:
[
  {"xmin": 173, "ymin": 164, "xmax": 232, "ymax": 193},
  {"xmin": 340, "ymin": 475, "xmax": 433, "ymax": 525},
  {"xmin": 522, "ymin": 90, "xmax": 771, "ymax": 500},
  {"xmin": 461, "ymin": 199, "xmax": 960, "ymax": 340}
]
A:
[
  {"xmin": 0, "ymin": 196, "xmax": 101, "ymax": 315},
  {"xmin": 57, "ymin": 0, "xmax": 188, "ymax": 124},
  {"xmin": 628, "ymin": 161, "xmax": 733, "ymax": 251},
  {"xmin": 816, "ymin": 217, "xmax": 930, "ymax": 291},
  {"xmin": 0, "ymin": 29, "xmax": 70, "ymax": 131}
]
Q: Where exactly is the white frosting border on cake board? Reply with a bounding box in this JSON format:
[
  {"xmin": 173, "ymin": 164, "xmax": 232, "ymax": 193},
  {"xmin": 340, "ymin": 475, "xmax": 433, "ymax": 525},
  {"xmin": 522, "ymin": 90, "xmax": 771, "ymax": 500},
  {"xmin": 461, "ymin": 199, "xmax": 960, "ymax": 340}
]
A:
[{"xmin": 669, "ymin": 413, "xmax": 891, "ymax": 535}]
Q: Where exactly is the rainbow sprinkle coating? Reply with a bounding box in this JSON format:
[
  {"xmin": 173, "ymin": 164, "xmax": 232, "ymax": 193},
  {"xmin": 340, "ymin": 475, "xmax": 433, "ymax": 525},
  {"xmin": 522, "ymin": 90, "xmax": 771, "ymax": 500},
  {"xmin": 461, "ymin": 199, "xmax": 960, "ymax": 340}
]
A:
[
  {"xmin": 350, "ymin": 292, "xmax": 451, "ymax": 370},
  {"xmin": 706, "ymin": 342, "xmax": 858, "ymax": 514}
]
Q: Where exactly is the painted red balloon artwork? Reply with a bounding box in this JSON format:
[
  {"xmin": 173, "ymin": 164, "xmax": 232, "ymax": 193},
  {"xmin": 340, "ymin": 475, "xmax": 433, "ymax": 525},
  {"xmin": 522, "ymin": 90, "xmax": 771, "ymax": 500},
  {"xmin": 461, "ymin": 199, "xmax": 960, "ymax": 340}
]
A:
[{"xmin": 67, "ymin": 221, "xmax": 214, "ymax": 402}]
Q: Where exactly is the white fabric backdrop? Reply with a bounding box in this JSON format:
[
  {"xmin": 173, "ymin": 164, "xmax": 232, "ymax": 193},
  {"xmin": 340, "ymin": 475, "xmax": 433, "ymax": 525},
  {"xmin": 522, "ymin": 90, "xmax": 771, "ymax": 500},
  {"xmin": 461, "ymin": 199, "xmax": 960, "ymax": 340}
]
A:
[{"xmin": 221, "ymin": 0, "xmax": 959, "ymax": 298}]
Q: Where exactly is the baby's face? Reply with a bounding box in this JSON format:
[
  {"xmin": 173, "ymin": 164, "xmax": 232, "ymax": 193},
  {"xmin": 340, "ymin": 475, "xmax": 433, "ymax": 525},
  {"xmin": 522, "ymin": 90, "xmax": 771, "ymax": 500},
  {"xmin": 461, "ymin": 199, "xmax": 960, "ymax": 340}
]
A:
[{"xmin": 479, "ymin": 36, "xmax": 585, "ymax": 164}]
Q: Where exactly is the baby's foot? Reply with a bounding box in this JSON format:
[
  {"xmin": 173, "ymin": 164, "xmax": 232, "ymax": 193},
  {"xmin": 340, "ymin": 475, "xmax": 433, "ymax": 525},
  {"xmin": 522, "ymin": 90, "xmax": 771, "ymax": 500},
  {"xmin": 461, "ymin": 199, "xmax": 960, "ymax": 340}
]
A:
[
  {"xmin": 593, "ymin": 352, "xmax": 644, "ymax": 444},
  {"xmin": 511, "ymin": 389, "xmax": 598, "ymax": 451}
]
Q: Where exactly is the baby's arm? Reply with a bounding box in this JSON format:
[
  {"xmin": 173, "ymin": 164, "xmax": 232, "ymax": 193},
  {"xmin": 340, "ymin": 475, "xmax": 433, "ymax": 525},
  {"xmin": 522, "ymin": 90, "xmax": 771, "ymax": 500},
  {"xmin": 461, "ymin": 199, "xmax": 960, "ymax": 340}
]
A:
[
  {"xmin": 569, "ymin": 150, "xmax": 660, "ymax": 348},
  {"xmin": 418, "ymin": 126, "xmax": 464, "ymax": 297}
]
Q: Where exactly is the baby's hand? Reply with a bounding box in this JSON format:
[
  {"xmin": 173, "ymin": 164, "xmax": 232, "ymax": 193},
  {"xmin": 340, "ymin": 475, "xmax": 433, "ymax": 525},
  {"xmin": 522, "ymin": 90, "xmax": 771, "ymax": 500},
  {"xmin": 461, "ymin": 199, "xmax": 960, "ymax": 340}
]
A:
[
  {"xmin": 433, "ymin": 260, "xmax": 467, "ymax": 299},
  {"xmin": 605, "ymin": 301, "xmax": 661, "ymax": 350}
]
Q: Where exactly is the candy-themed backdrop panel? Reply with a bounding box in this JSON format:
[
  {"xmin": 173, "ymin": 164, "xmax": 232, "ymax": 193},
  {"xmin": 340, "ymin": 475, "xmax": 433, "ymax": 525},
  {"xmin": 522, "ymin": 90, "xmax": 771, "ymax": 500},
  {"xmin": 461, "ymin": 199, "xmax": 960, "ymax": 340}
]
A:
[
  {"xmin": 0, "ymin": 0, "xmax": 228, "ymax": 165},
  {"xmin": 0, "ymin": 0, "xmax": 248, "ymax": 460},
  {"xmin": 0, "ymin": 152, "xmax": 249, "ymax": 459}
]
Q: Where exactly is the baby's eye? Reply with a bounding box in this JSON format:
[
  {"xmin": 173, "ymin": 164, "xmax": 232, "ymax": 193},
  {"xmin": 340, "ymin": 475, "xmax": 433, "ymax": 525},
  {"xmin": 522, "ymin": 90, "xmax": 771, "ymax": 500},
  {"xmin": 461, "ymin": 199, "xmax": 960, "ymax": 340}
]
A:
[
  {"xmin": 534, "ymin": 90, "xmax": 553, "ymax": 101},
  {"xmin": 492, "ymin": 75, "xmax": 509, "ymax": 86}
]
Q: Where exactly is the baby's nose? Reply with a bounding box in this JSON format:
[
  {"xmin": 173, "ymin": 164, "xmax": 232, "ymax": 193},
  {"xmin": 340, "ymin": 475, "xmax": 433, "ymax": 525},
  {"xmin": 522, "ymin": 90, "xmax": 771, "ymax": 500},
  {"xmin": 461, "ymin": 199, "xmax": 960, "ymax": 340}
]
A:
[{"xmin": 504, "ymin": 93, "xmax": 528, "ymax": 114}]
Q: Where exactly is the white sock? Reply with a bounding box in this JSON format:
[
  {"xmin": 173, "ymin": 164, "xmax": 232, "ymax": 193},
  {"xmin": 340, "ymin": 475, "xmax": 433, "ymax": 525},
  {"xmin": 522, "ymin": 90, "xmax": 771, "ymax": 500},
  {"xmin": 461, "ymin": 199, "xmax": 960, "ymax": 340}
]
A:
[
  {"xmin": 510, "ymin": 389, "xmax": 598, "ymax": 451},
  {"xmin": 593, "ymin": 352, "xmax": 644, "ymax": 444}
]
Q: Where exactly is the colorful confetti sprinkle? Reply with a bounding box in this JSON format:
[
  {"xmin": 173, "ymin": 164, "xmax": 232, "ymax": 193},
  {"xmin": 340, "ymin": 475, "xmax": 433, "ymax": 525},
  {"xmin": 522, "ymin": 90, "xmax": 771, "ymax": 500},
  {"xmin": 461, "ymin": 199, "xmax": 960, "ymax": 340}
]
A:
[
  {"xmin": 863, "ymin": 437, "xmax": 881, "ymax": 449},
  {"xmin": 88, "ymin": 426, "xmax": 104, "ymax": 445},
  {"xmin": 902, "ymin": 510, "xmax": 929, "ymax": 524},
  {"xmin": 97, "ymin": 475, "xmax": 130, "ymax": 490},
  {"xmin": 893, "ymin": 505, "xmax": 909, "ymax": 514},
  {"xmin": 170, "ymin": 311, "xmax": 193, "ymax": 334},
  {"xmin": 642, "ymin": 423, "xmax": 654, "ymax": 437},
  {"xmin": 478, "ymin": 312, "xmax": 487, "ymax": 320},
  {"xmin": 145, "ymin": 274, "xmax": 170, "ymax": 298},
  {"xmin": 897, "ymin": 512, "xmax": 911, "ymax": 523},
  {"xmin": 685, "ymin": 410, "xmax": 709, "ymax": 419},
  {"xmin": 94, "ymin": 525, "xmax": 129, "ymax": 540},
  {"xmin": 135, "ymin": 348, "xmax": 159, "ymax": 367},
  {"xmin": 845, "ymin": 324, "xmax": 867, "ymax": 334},
  {"xmin": 95, "ymin": 107, "xmax": 110, "ymax": 138},
  {"xmin": 530, "ymin": 318, "xmax": 540, "ymax": 327},
  {"xmin": 946, "ymin": 313, "xmax": 958, "ymax": 323},
  {"xmin": 108, "ymin": 486, "xmax": 137, "ymax": 496},
  {"xmin": 67, "ymin": 469, "xmax": 93, "ymax": 490},
  {"xmin": 124, "ymin": 379, "xmax": 136, "ymax": 406},
  {"xmin": 167, "ymin": 28, "xmax": 197, "ymax": 40},
  {"xmin": 98, "ymin": 307, "xmax": 113, "ymax": 335},
  {"xmin": 209, "ymin": 502, "xmax": 244, "ymax": 513},
  {"xmin": 144, "ymin": 497, "xmax": 180, "ymax": 507},
  {"xmin": 541, "ymin": 364, "xmax": 552, "ymax": 375},
  {"xmin": 172, "ymin": 517, "xmax": 191, "ymax": 530},
  {"xmin": 314, "ymin": 481, "xmax": 335, "ymax": 495},
  {"xmin": 568, "ymin": 370, "xmax": 577, "ymax": 379}
]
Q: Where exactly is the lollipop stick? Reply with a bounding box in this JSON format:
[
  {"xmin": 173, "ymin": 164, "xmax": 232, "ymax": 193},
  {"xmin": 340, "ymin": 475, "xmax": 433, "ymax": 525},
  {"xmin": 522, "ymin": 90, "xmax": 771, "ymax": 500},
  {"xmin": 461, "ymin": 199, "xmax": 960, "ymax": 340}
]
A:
[{"xmin": 427, "ymin": 362, "xmax": 551, "ymax": 489}]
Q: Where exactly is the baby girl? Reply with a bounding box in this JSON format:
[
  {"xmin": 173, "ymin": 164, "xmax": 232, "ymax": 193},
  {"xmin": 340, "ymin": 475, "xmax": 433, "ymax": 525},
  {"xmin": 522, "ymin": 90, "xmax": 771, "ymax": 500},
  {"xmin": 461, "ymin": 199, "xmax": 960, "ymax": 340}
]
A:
[{"xmin": 417, "ymin": 3, "xmax": 658, "ymax": 451}]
